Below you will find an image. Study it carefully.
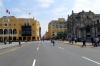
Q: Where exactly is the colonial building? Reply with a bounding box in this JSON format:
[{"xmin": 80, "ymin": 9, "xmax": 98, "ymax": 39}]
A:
[
  {"xmin": 0, "ymin": 16, "xmax": 41, "ymax": 41},
  {"xmin": 43, "ymin": 31, "xmax": 49, "ymax": 40},
  {"xmin": 48, "ymin": 18, "xmax": 67, "ymax": 39},
  {"xmin": 67, "ymin": 10, "xmax": 100, "ymax": 40}
]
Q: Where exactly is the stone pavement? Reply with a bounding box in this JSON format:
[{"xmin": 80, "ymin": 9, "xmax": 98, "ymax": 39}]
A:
[{"xmin": 0, "ymin": 42, "xmax": 26, "ymax": 50}]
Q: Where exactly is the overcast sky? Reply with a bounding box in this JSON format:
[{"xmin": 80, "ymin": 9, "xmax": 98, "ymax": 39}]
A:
[{"xmin": 0, "ymin": 0, "xmax": 100, "ymax": 36}]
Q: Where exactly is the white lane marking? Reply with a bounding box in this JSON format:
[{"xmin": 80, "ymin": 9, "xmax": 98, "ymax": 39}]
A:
[
  {"xmin": 82, "ymin": 56, "xmax": 100, "ymax": 65},
  {"xmin": 32, "ymin": 59, "xmax": 36, "ymax": 66},
  {"xmin": 37, "ymin": 47, "xmax": 39, "ymax": 50},
  {"xmin": 58, "ymin": 46, "xmax": 64, "ymax": 49}
]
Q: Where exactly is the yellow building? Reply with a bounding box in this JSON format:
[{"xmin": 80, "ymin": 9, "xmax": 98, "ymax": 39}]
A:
[
  {"xmin": 0, "ymin": 16, "xmax": 41, "ymax": 41},
  {"xmin": 48, "ymin": 18, "xmax": 67, "ymax": 38}
]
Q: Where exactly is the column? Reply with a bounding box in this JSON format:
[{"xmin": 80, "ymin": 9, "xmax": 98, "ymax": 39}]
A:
[{"xmin": 79, "ymin": 30, "xmax": 81, "ymax": 38}]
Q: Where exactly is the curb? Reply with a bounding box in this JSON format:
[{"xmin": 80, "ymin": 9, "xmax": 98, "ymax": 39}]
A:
[
  {"xmin": 0, "ymin": 42, "xmax": 26, "ymax": 50},
  {"xmin": 58, "ymin": 41, "xmax": 92, "ymax": 46}
]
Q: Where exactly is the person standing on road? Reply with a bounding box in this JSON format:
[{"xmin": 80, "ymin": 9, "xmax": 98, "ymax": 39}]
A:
[
  {"xmin": 82, "ymin": 37, "xmax": 86, "ymax": 47},
  {"xmin": 91, "ymin": 37, "xmax": 94, "ymax": 46},
  {"xmin": 52, "ymin": 38, "xmax": 55, "ymax": 46},
  {"xmin": 71, "ymin": 37, "xmax": 74, "ymax": 44},
  {"xmin": 75, "ymin": 37, "xmax": 77, "ymax": 43},
  {"xmin": 19, "ymin": 40, "xmax": 21, "ymax": 47},
  {"xmin": 94, "ymin": 37, "xmax": 98, "ymax": 47},
  {"xmin": 4, "ymin": 40, "xmax": 6, "ymax": 44}
]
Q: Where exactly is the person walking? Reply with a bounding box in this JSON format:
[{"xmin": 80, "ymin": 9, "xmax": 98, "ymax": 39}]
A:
[
  {"xmin": 52, "ymin": 39, "xmax": 55, "ymax": 46},
  {"xmin": 19, "ymin": 40, "xmax": 21, "ymax": 47},
  {"xmin": 71, "ymin": 37, "xmax": 74, "ymax": 44},
  {"xmin": 91, "ymin": 37, "xmax": 94, "ymax": 46},
  {"xmin": 97, "ymin": 37, "xmax": 100, "ymax": 46},
  {"xmin": 82, "ymin": 37, "xmax": 86, "ymax": 47},
  {"xmin": 94, "ymin": 37, "xmax": 98, "ymax": 47},
  {"xmin": 4, "ymin": 40, "xmax": 6, "ymax": 44},
  {"xmin": 75, "ymin": 37, "xmax": 77, "ymax": 43}
]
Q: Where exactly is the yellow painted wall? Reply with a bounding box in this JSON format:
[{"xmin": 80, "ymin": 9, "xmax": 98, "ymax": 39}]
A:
[
  {"xmin": 0, "ymin": 16, "xmax": 41, "ymax": 41},
  {"xmin": 48, "ymin": 18, "xmax": 67, "ymax": 38}
]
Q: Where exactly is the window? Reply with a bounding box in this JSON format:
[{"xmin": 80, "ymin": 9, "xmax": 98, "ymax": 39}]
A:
[
  {"xmin": 97, "ymin": 27, "xmax": 100, "ymax": 32},
  {"xmin": 97, "ymin": 20, "xmax": 99, "ymax": 24},
  {"xmin": 86, "ymin": 35, "xmax": 91, "ymax": 37},
  {"xmin": 52, "ymin": 34, "xmax": 54, "ymax": 36},
  {"xmin": 60, "ymin": 25, "xmax": 62, "ymax": 28},
  {"xmin": 87, "ymin": 16, "xmax": 89, "ymax": 19},
  {"xmin": 0, "ymin": 24, "xmax": 2, "ymax": 26},
  {"xmin": 56, "ymin": 25, "xmax": 58, "ymax": 28},
  {"xmin": 14, "ymin": 24, "xmax": 16, "ymax": 26},
  {"xmin": 86, "ymin": 26, "xmax": 90, "ymax": 32},
  {"xmin": 19, "ymin": 31, "xmax": 21, "ymax": 34},
  {"xmin": 5, "ymin": 24, "xmax": 7, "ymax": 26},
  {"xmin": 64, "ymin": 25, "xmax": 66, "ymax": 28}
]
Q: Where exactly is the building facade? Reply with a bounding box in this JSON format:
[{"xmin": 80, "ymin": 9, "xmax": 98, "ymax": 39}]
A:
[
  {"xmin": 43, "ymin": 31, "xmax": 49, "ymax": 40},
  {"xmin": 48, "ymin": 18, "xmax": 67, "ymax": 39},
  {"xmin": 0, "ymin": 16, "xmax": 41, "ymax": 41},
  {"xmin": 67, "ymin": 10, "xmax": 100, "ymax": 40}
]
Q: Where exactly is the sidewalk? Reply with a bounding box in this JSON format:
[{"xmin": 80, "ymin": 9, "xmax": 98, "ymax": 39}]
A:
[
  {"xmin": 0, "ymin": 42, "xmax": 26, "ymax": 50},
  {"xmin": 58, "ymin": 41, "xmax": 92, "ymax": 46}
]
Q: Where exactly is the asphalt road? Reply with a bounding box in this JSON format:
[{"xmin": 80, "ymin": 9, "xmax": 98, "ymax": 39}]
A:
[{"xmin": 0, "ymin": 41, "xmax": 100, "ymax": 66}]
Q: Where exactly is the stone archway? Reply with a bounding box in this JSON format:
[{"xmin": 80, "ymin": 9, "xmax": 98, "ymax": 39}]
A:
[
  {"xmin": 0, "ymin": 29, "xmax": 3, "ymax": 34},
  {"xmin": 4, "ymin": 37, "xmax": 7, "ymax": 41},
  {"xmin": 23, "ymin": 37, "xmax": 26, "ymax": 41},
  {"xmin": 27, "ymin": 37, "xmax": 31, "ymax": 41},
  {"xmin": 19, "ymin": 37, "xmax": 22, "ymax": 41},
  {"xmin": 13, "ymin": 37, "xmax": 16, "ymax": 41},
  {"xmin": 32, "ymin": 36, "xmax": 35, "ymax": 41},
  {"xmin": 13, "ymin": 29, "xmax": 17, "ymax": 34},
  {"xmin": 4, "ymin": 29, "xmax": 8, "ymax": 34}
]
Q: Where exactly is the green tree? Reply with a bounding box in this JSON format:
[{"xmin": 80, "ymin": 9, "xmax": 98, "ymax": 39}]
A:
[{"xmin": 57, "ymin": 32, "xmax": 64, "ymax": 39}]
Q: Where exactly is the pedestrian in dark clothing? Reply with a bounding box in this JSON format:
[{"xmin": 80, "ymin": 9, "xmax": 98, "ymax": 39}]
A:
[
  {"xmin": 71, "ymin": 37, "xmax": 74, "ymax": 44},
  {"xmin": 19, "ymin": 40, "xmax": 21, "ymax": 46},
  {"xmin": 94, "ymin": 37, "xmax": 98, "ymax": 47},
  {"xmin": 75, "ymin": 37, "xmax": 77, "ymax": 43},
  {"xmin": 4, "ymin": 40, "xmax": 6, "ymax": 44},
  {"xmin": 52, "ymin": 39, "xmax": 55, "ymax": 46},
  {"xmin": 91, "ymin": 37, "xmax": 94, "ymax": 46},
  {"xmin": 82, "ymin": 37, "xmax": 86, "ymax": 47}
]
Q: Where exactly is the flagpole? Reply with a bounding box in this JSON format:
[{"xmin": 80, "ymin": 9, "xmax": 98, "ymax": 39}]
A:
[
  {"xmin": 13, "ymin": 12, "xmax": 14, "ymax": 16},
  {"xmin": 6, "ymin": 9, "xmax": 7, "ymax": 18}
]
